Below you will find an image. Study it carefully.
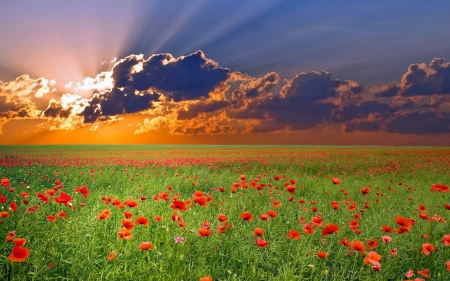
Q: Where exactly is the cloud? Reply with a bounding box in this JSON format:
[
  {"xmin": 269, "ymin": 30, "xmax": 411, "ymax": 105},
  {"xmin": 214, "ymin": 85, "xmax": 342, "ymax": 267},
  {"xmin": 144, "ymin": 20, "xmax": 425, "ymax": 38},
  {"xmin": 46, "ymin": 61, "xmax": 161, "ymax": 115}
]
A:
[
  {"xmin": 0, "ymin": 75, "xmax": 55, "ymax": 133},
  {"xmin": 375, "ymin": 58, "xmax": 450, "ymax": 97}
]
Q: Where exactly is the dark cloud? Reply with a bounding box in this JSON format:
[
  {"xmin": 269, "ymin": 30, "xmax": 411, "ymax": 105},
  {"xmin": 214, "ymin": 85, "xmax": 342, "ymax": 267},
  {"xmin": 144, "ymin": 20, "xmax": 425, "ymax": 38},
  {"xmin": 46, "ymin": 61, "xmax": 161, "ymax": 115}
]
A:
[
  {"xmin": 43, "ymin": 100, "xmax": 72, "ymax": 118},
  {"xmin": 81, "ymin": 87, "xmax": 161, "ymax": 123},
  {"xmin": 332, "ymin": 100, "xmax": 394, "ymax": 123},
  {"xmin": 374, "ymin": 58, "xmax": 450, "ymax": 97},
  {"xmin": 177, "ymin": 100, "xmax": 229, "ymax": 120},
  {"xmin": 385, "ymin": 111, "xmax": 450, "ymax": 134},
  {"xmin": 112, "ymin": 50, "xmax": 230, "ymax": 101}
]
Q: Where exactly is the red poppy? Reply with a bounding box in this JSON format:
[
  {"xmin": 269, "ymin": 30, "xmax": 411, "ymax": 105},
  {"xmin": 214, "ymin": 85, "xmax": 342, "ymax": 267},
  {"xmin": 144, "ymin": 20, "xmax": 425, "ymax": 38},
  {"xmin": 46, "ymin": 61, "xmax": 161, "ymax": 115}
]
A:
[
  {"xmin": 0, "ymin": 211, "xmax": 9, "ymax": 217},
  {"xmin": 311, "ymin": 216, "xmax": 323, "ymax": 227},
  {"xmin": 117, "ymin": 228, "xmax": 133, "ymax": 240},
  {"xmin": 273, "ymin": 176, "xmax": 280, "ymax": 181},
  {"xmin": 124, "ymin": 199, "xmax": 138, "ymax": 208},
  {"xmin": 330, "ymin": 201, "xmax": 339, "ymax": 210},
  {"xmin": 170, "ymin": 200, "xmax": 188, "ymax": 211},
  {"xmin": 381, "ymin": 236, "xmax": 392, "ymax": 243},
  {"xmin": 366, "ymin": 239, "xmax": 378, "ymax": 249},
  {"xmin": 363, "ymin": 251, "xmax": 381, "ymax": 267},
  {"xmin": 57, "ymin": 211, "xmax": 66, "ymax": 219},
  {"xmin": 74, "ymin": 185, "xmax": 90, "ymax": 199},
  {"xmin": 107, "ymin": 252, "xmax": 118, "ymax": 261},
  {"xmin": 442, "ymin": 234, "xmax": 450, "ymax": 246},
  {"xmin": 253, "ymin": 228, "xmax": 264, "ymax": 236},
  {"xmin": 272, "ymin": 201, "xmax": 281, "ymax": 208},
  {"xmin": 135, "ymin": 216, "xmax": 149, "ymax": 226},
  {"xmin": 430, "ymin": 183, "xmax": 449, "ymax": 192},
  {"xmin": 303, "ymin": 223, "xmax": 314, "ymax": 235},
  {"xmin": 286, "ymin": 230, "xmax": 301, "ymax": 240},
  {"xmin": 123, "ymin": 211, "xmax": 133, "ymax": 218},
  {"xmin": 5, "ymin": 231, "xmax": 16, "ymax": 242},
  {"xmin": 20, "ymin": 192, "xmax": 29, "ymax": 198},
  {"xmin": 122, "ymin": 219, "xmax": 135, "ymax": 230},
  {"xmin": 255, "ymin": 238, "xmax": 269, "ymax": 248},
  {"xmin": 446, "ymin": 261, "xmax": 450, "ymax": 272},
  {"xmin": 198, "ymin": 228, "xmax": 212, "ymax": 237},
  {"xmin": 139, "ymin": 241, "xmax": 154, "ymax": 250},
  {"xmin": 322, "ymin": 223, "xmax": 339, "ymax": 236},
  {"xmin": 351, "ymin": 240, "xmax": 366, "ymax": 254},
  {"xmin": 154, "ymin": 215, "xmax": 162, "ymax": 222},
  {"xmin": 193, "ymin": 196, "xmax": 208, "ymax": 207},
  {"xmin": 339, "ymin": 237, "xmax": 350, "ymax": 249},
  {"xmin": 47, "ymin": 215, "xmax": 57, "ymax": 222},
  {"xmin": 9, "ymin": 201, "xmax": 17, "ymax": 212},
  {"xmin": 0, "ymin": 193, "xmax": 7, "ymax": 203},
  {"xmin": 8, "ymin": 246, "xmax": 30, "ymax": 262},
  {"xmin": 260, "ymin": 214, "xmax": 269, "ymax": 221},
  {"xmin": 332, "ymin": 178, "xmax": 341, "ymax": 185},
  {"xmin": 286, "ymin": 185, "xmax": 296, "ymax": 194},
  {"xmin": 417, "ymin": 269, "xmax": 430, "ymax": 278},
  {"xmin": 317, "ymin": 251, "xmax": 327, "ymax": 258},
  {"xmin": 360, "ymin": 187, "xmax": 370, "ymax": 196},
  {"xmin": 421, "ymin": 243, "xmax": 436, "ymax": 255},
  {"xmin": 395, "ymin": 215, "xmax": 412, "ymax": 234},
  {"xmin": 53, "ymin": 192, "xmax": 72, "ymax": 206},
  {"xmin": 267, "ymin": 210, "xmax": 278, "ymax": 218},
  {"xmin": 405, "ymin": 269, "xmax": 414, "ymax": 278},
  {"xmin": 240, "ymin": 212, "xmax": 254, "ymax": 223},
  {"xmin": 1, "ymin": 178, "xmax": 10, "ymax": 187},
  {"xmin": 13, "ymin": 238, "xmax": 26, "ymax": 246},
  {"xmin": 382, "ymin": 225, "xmax": 393, "ymax": 233},
  {"xmin": 200, "ymin": 276, "xmax": 213, "ymax": 281},
  {"xmin": 217, "ymin": 214, "xmax": 227, "ymax": 222}
]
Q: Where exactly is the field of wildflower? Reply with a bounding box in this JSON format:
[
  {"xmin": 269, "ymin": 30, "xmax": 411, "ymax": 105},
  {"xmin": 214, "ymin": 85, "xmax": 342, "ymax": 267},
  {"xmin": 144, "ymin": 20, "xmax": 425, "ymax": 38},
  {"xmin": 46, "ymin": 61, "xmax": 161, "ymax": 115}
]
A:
[{"xmin": 0, "ymin": 145, "xmax": 449, "ymax": 281}]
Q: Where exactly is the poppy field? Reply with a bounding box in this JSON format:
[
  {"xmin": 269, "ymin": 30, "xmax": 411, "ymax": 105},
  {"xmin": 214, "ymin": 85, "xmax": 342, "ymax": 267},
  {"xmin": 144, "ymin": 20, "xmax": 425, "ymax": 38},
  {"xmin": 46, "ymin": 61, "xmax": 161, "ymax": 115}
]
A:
[{"xmin": 0, "ymin": 145, "xmax": 450, "ymax": 280}]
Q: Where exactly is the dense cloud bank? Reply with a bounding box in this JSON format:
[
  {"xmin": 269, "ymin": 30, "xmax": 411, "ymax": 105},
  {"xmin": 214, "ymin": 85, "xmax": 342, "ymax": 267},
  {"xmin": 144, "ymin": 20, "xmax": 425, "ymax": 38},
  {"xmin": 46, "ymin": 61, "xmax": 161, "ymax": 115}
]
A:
[{"xmin": 1, "ymin": 51, "xmax": 450, "ymax": 136}]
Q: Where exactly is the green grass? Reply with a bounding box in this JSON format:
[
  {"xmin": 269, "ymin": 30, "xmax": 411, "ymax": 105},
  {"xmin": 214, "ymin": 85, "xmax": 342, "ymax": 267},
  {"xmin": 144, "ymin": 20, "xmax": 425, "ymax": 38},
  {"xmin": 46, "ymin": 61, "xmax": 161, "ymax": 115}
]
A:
[{"xmin": 0, "ymin": 145, "xmax": 449, "ymax": 280}]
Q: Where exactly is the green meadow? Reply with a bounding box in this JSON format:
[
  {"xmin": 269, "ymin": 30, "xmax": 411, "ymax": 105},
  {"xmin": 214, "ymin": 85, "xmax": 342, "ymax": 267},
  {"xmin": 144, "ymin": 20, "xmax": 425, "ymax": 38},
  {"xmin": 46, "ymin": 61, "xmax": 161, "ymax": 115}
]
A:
[{"xmin": 0, "ymin": 145, "xmax": 449, "ymax": 280}]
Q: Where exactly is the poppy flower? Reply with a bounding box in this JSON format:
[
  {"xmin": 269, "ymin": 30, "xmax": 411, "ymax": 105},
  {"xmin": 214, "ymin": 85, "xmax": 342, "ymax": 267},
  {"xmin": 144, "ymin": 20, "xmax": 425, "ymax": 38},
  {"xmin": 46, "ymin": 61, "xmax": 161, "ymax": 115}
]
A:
[
  {"xmin": 260, "ymin": 214, "xmax": 269, "ymax": 221},
  {"xmin": 286, "ymin": 230, "xmax": 301, "ymax": 240},
  {"xmin": 421, "ymin": 243, "xmax": 436, "ymax": 255},
  {"xmin": 366, "ymin": 239, "xmax": 378, "ymax": 249},
  {"xmin": 135, "ymin": 216, "xmax": 149, "ymax": 226},
  {"xmin": 20, "ymin": 192, "xmax": 29, "ymax": 198},
  {"xmin": 8, "ymin": 246, "xmax": 30, "ymax": 262},
  {"xmin": 198, "ymin": 228, "xmax": 212, "ymax": 237},
  {"xmin": 97, "ymin": 209, "xmax": 112, "ymax": 220},
  {"xmin": 430, "ymin": 183, "xmax": 449, "ymax": 192},
  {"xmin": 405, "ymin": 269, "xmax": 414, "ymax": 278},
  {"xmin": 255, "ymin": 238, "xmax": 269, "ymax": 248},
  {"xmin": 74, "ymin": 185, "xmax": 90, "ymax": 199},
  {"xmin": 395, "ymin": 215, "xmax": 412, "ymax": 234},
  {"xmin": 124, "ymin": 199, "xmax": 138, "ymax": 208},
  {"xmin": 123, "ymin": 211, "xmax": 133, "ymax": 218},
  {"xmin": 317, "ymin": 251, "xmax": 327, "ymax": 258},
  {"xmin": 446, "ymin": 261, "xmax": 450, "ymax": 272},
  {"xmin": 390, "ymin": 248, "xmax": 398, "ymax": 256},
  {"xmin": 381, "ymin": 225, "xmax": 393, "ymax": 233},
  {"xmin": 0, "ymin": 211, "xmax": 9, "ymax": 217},
  {"xmin": 1, "ymin": 178, "xmax": 10, "ymax": 187},
  {"xmin": 154, "ymin": 215, "xmax": 162, "ymax": 222},
  {"xmin": 311, "ymin": 216, "xmax": 323, "ymax": 227},
  {"xmin": 199, "ymin": 276, "xmax": 213, "ymax": 281},
  {"xmin": 13, "ymin": 238, "xmax": 26, "ymax": 246},
  {"xmin": 253, "ymin": 228, "xmax": 264, "ymax": 236},
  {"xmin": 170, "ymin": 200, "xmax": 188, "ymax": 211},
  {"xmin": 47, "ymin": 215, "xmax": 57, "ymax": 222},
  {"xmin": 273, "ymin": 176, "xmax": 280, "ymax": 181},
  {"xmin": 442, "ymin": 234, "xmax": 450, "ymax": 246},
  {"xmin": 6, "ymin": 231, "xmax": 16, "ymax": 242},
  {"xmin": 303, "ymin": 223, "xmax": 315, "ymax": 235},
  {"xmin": 272, "ymin": 201, "xmax": 281, "ymax": 208},
  {"xmin": 117, "ymin": 228, "xmax": 133, "ymax": 240},
  {"xmin": 53, "ymin": 192, "xmax": 72, "ymax": 206},
  {"xmin": 9, "ymin": 201, "xmax": 17, "ymax": 212},
  {"xmin": 417, "ymin": 269, "xmax": 430, "ymax": 278},
  {"xmin": 286, "ymin": 185, "xmax": 296, "ymax": 194},
  {"xmin": 107, "ymin": 252, "xmax": 118, "ymax": 261},
  {"xmin": 0, "ymin": 193, "xmax": 7, "ymax": 203},
  {"xmin": 217, "ymin": 214, "xmax": 227, "ymax": 222},
  {"xmin": 138, "ymin": 241, "xmax": 154, "ymax": 250},
  {"xmin": 322, "ymin": 223, "xmax": 339, "ymax": 236},
  {"xmin": 363, "ymin": 251, "xmax": 381, "ymax": 267},
  {"xmin": 121, "ymin": 219, "xmax": 135, "ymax": 230},
  {"xmin": 57, "ymin": 211, "xmax": 66, "ymax": 219},
  {"xmin": 330, "ymin": 201, "xmax": 339, "ymax": 210},
  {"xmin": 332, "ymin": 178, "xmax": 341, "ymax": 185},
  {"xmin": 240, "ymin": 212, "xmax": 254, "ymax": 223},
  {"xmin": 174, "ymin": 236, "xmax": 185, "ymax": 243},
  {"xmin": 267, "ymin": 210, "xmax": 278, "ymax": 218},
  {"xmin": 360, "ymin": 187, "xmax": 370, "ymax": 196},
  {"xmin": 381, "ymin": 236, "xmax": 392, "ymax": 243},
  {"xmin": 351, "ymin": 240, "xmax": 366, "ymax": 254}
]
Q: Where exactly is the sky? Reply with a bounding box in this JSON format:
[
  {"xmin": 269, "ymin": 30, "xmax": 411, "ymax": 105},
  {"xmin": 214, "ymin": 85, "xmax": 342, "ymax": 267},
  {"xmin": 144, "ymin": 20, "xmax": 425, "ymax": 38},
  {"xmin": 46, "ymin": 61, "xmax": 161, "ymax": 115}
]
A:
[{"xmin": 1, "ymin": 0, "xmax": 450, "ymax": 145}]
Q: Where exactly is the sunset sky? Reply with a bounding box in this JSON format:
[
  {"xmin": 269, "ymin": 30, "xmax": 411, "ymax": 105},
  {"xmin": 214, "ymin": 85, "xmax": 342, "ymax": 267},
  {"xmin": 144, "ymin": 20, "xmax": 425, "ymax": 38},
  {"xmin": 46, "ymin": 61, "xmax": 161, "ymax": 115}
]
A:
[{"xmin": 1, "ymin": 1, "xmax": 450, "ymax": 145}]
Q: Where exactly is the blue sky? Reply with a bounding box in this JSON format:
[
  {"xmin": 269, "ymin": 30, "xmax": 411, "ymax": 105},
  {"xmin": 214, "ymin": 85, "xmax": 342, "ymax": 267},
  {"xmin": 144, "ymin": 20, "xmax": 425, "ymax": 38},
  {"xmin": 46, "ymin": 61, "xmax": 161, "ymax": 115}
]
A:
[{"xmin": 1, "ymin": 1, "xmax": 450, "ymax": 145}]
